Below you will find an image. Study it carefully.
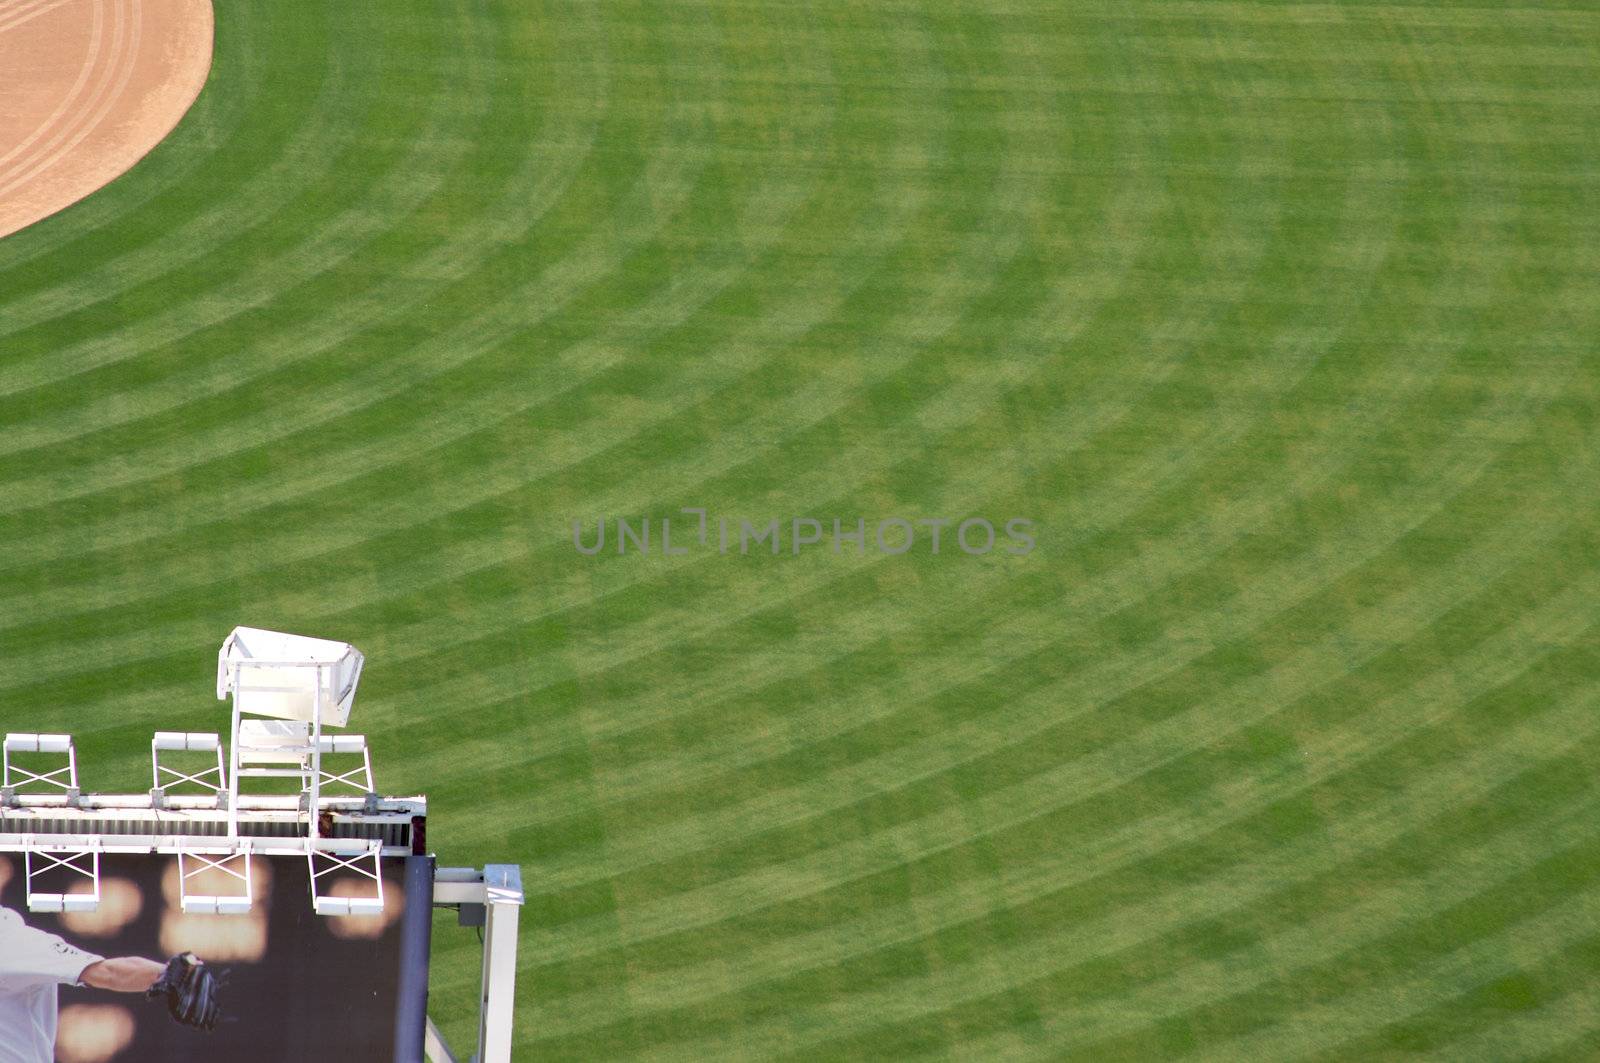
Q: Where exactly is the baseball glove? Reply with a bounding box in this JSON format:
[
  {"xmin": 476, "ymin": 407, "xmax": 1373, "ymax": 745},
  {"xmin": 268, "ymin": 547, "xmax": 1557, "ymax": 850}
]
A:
[{"xmin": 146, "ymin": 952, "xmax": 223, "ymax": 1031}]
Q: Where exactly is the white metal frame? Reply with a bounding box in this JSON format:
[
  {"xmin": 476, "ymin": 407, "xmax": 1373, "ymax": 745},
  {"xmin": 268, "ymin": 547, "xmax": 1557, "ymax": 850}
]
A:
[
  {"xmin": 217, "ymin": 628, "xmax": 364, "ymax": 838},
  {"xmin": 177, "ymin": 839, "xmax": 255, "ymax": 914},
  {"xmin": 24, "ymin": 838, "xmax": 100, "ymax": 913},
  {"xmin": 151, "ymin": 732, "xmax": 227, "ymax": 804},
  {"xmin": 315, "ymin": 734, "xmax": 376, "ymax": 795},
  {"xmin": 3, "ymin": 733, "xmax": 79, "ymax": 802},
  {"xmin": 429, "ymin": 865, "xmax": 525, "ymax": 1063},
  {"xmin": 0, "ymin": 818, "xmax": 416, "ymax": 915},
  {"xmin": 224, "ymin": 658, "xmax": 332, "ymax": 839},
  {"xmin": 308, "ymin": 838, "xmax": 386, "ymax": 916},
  {"xmin": 218, "ymin": 652, "xmax": 388, "ymax": 918},
  {"xmin": 232, "ymin": 719, "xmax": 318, "ymax": 801},
  {"xmin": 425, "ymin": 1017, "xmax": 460, "ymax": 1063}
]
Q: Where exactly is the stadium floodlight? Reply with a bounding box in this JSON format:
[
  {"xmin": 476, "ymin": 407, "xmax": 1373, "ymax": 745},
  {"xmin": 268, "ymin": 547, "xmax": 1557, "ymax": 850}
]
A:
[
  {"xmin": 217, "ymin": 626, "xmax": 364, "ymax": 726},
  {"xmin": 216, "ymin": 627, "xmax": 365, "ymax": 837}
]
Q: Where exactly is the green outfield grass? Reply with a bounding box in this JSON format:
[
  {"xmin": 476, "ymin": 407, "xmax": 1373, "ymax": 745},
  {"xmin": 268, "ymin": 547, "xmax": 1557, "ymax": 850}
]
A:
[{"xmin": 3, "ymin": 0, "xmax": 1599, "ymax": 1057}]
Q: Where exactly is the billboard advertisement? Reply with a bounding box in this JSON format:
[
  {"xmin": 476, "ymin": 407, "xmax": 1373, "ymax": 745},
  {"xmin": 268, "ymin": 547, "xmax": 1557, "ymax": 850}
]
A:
[{"xmin": 0, "ymin": 853, "xmax": 408, "ymax": 1063}]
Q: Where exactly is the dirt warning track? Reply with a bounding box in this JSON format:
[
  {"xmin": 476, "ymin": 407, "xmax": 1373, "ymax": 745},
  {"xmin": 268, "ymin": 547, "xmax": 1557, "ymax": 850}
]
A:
[{"xmin": 0, "ymin": 0, "xmax": 212, "ymax": 239}]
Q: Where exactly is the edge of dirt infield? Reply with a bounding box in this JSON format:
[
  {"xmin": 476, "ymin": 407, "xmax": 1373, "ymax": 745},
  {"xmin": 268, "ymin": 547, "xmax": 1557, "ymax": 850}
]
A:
[{"xmin": 0, "ymin": 0, "xmax": 214, "ymax": 240}]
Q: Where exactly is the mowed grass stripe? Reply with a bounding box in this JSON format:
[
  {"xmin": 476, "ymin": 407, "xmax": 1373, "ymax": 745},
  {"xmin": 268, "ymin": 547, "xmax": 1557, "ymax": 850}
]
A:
[
  {"xmin": 406, "ymin": 0, "xmax": 1049, "ymax": 1037},
  {"xmin": 396, "ymin": 2, "xmax": 1574, "ymax": 1056},
  {"xmin": 520, "ymin": 655, "xmax": 1600, "ymax": 1045},
  {"xmin": 0, "ymin": 40, "xmax": 617, "ymax": 534},
  {"xmin": 0, "ymin": 4, "xmax": 847, "ymax": 539},
  {"xmin": 528, "ymin": 739, "xmax": 1600, "ymax": 1057},
  {"xmin": 0, "ymin": 2, "xmax": 597, "ymax": 339},
  {"xmin": 502, "ymin": 451, "xmax": 1600, "ymax": 1037},
  {"xmin": 288, "ymin": 230, "xmax": 1587, "ymax": 819},
  {"xmin": 0, "ymin": 60, "xmax": 1254, "ymax": 672},
  {"xmin": 3, "ymin": 0, "xmax": 1203, "ymax": 541},
  {"xmin": 919, "ymin": 675, "xmax": 1600, "ymax": 1056},
  {"xmin": 480, "ymin": 449, "xmax": 1595, "ymax": 883},
  {"xmin": 1361, "ymin": 947, "xmax": 1600, "ymax": 1061},
  {"xmin": 0, "ymin": 24, "xmax": 485, "ymax": 443},
  {"xmin": 0, "ymin": 0, "xmax": 720, "ymax": 429},
  {"xmin": 0, "ymin": 1, "xmax": 1595, "ymax": 1058},
  {"xmin": 899, "ymin": 825, "xmax": 1600, "ymax": 1061},
  {"xmin": 0, "ymin": 6, "xmax": 1062, "ymax": 630},
  {"xmin": 473, "ymin": 10, "xmax": 1587, "ymax": 1043},
  {"xmin": 0, "ymin": 0, "xmax": 1024, "ymax": 563},
  {"xmin": 1177, "ymin": 882, "xmax": 1600, "ymax": 1063},
  {"xmin": 441, "ymin": 325, "xmax": 1574, "ymax": 813},
  {"xmin": 406, "ymin": 425, "xmax": 1593, "ymax": 1043},
  {"xmin": 476, "ymin": 491, "xmax": 1600, "ymax": 975},
  {"xmin": 503, "ymin": 622, "xmax": 1600, "ymax": 1040},
  {"xmin": 0, "ymin": 0, "xmax": 972, "ymax": 697},
  {"xmin": 0, "ymin": 1, "xmax": 433, "ymax": 367},
  {"xmin": 0, "ymin": 41, "xmax": 1555, "ymax": 611},
  {"xmin": 0, "ymin": 0, "xmax": 1510, "ymax": 672},
  {"xmin": 818, "ymin": 825, "xmax": 1600, "ymax": 1061},
  {"xmin": 6, "ymin": 246, "xmax": 1568, "ymax": 797}
]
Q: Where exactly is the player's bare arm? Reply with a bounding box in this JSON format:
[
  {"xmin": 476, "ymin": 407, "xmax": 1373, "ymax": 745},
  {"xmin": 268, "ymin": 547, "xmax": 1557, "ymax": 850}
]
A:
[{"xmin": 79, "ymin": 957, "xmax": 166, "ymax": 994}]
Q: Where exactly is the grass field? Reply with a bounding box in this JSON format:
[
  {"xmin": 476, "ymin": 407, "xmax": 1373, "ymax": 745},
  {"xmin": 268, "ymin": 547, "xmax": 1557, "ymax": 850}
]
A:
[{"xmin": 3, "ymin": 0, "xmax": 1599, "ymax": 1058}]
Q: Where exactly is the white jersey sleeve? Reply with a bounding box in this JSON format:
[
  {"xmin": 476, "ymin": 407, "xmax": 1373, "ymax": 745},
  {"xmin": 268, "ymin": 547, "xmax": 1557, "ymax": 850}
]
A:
[{"xmin": 0, "ymin": 907, "xmax": 104, "ymax": 992}]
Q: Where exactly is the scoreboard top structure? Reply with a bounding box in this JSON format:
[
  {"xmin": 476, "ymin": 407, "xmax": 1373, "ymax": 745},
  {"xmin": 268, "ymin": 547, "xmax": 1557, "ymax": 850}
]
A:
[
  {"xmin": 0, "ymin": 627, "xmax": 524, "ymax": 1063},
  {"xmin": 1, "ymin": 626, "xmax": 391, "ymax": 916}
]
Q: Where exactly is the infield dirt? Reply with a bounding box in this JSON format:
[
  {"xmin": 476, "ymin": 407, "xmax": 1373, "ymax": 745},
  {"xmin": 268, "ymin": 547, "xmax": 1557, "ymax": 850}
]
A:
[{"xmin": 0, "ymin": 0, "xmax": 211, "ymax": 239}]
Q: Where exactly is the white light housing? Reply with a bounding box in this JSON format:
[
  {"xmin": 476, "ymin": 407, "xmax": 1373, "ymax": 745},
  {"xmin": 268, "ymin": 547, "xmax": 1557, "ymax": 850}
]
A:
[{"xmin": 217, "ymin": 627, "xmax": 364, "ymax": 727}]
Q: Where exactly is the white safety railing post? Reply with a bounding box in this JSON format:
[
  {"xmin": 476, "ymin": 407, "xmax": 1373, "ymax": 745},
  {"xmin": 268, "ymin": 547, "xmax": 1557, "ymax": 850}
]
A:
[
  {"xmin": 227, "ymin": 662, "xmax": 242, "ymax": 837},
  {"xmin": 308, "ymin": 664, "xmax": 323, "ymax": 840}
]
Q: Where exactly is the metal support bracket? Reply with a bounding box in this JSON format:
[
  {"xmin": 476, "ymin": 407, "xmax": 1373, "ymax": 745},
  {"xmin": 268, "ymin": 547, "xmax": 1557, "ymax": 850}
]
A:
[
  {"xmin": 428, "ymin": 864, "xmax": 524, "ymax": 1063},
  {"xmin": 177, "ymin": 840, "xmax": 254, "ymax": 914},
  {"xmin": 315, "ymin": 734, "xmax": 376, "ymax": 795},
  {"xmin": 151, "ymin": 732, "xmax": 227, "ymax": 809},
  {"xmin": 25, "ymin": 838, "xmax": 100, "ymax": 913},
  {"xmin": 309, "ymin": 839, "xmax": 385, "ymax": 916},
  {"xmin": 4, "ymin": 733, "xmax": 80, "ymax": 805}
]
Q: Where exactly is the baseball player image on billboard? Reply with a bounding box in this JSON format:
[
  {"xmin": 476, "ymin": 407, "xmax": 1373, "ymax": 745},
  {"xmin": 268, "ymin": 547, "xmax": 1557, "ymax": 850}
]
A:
[
  {"xmin": 0, "ymin": 851, "xmax": 406, "ymax": 1062},
  {"xmin": 0, "ymin": 906, "xmax": 219, "ymax": 1063}
]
